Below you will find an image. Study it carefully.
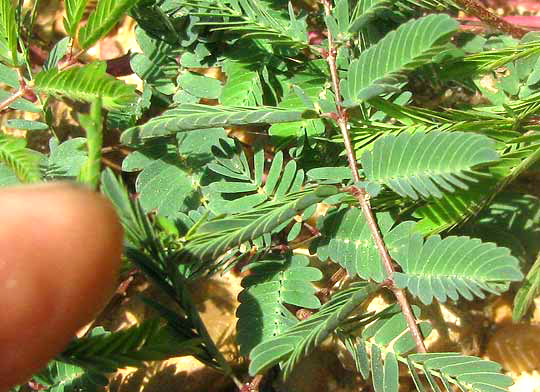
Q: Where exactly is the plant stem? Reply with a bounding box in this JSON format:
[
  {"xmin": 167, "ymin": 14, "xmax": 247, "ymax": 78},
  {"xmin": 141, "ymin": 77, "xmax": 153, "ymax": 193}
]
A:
[
  {"xmin": 0, "ymin": 87, "xmax": 28, "ymax": 112},
  {"xmin": 321, "ymin": 0, "xmax": 427, "ymax": 353},
  {"xmin": 454, "ymin": 0, "xmax": 529, "ymax": 38}
]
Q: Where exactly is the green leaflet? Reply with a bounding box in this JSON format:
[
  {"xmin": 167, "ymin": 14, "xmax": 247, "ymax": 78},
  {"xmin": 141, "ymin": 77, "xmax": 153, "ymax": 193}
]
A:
[
  {"xmin": 64, "ymin": 0, "xmax": 89, "ymax": 38},
  {"xmin": 344, "ymin": 14, "xmax": 458, "ymax": 103},
  {"xmin": 34, "ymin": 62, "xmax": 137, "ymax": 110},
  {"xmin": 236, "ymin": 254, "xmax": 322, "ymax": 356},
  {"xmin": 122, "ymin": 104, "xmax": 317, "ymax": 141},
  {"xmin": 78, "ymin": 0, "xmax": 143, "ymax": 50},
  {"xmin": 0, "ymin": 132, "xmax": 41, "ymax": 183},
  {"xmin": 360, "ymin": 131, "xmax": 499, "ymax": 200},
  {"xmin": 249, "ymin": 282, "xmax": 379, "ymax": 377},
  {"xmin": 392, "ymin": 231, "xmax": 523, "ymax": 305},
  {"xmin": 0, "ymin": 0, "xmax": 18, "ymax": 65}
]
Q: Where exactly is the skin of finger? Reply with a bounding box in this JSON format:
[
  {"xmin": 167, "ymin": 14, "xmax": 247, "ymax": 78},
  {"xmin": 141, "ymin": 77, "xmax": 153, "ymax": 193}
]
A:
[{"xmin": 0, "ymin": 183, "xmax": 123, "ymax": 390}]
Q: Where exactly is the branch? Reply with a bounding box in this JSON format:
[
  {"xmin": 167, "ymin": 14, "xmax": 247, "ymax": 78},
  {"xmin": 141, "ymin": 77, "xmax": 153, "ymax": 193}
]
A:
[
  {"xmin": 454, "ymin": 0, "xmax": 529, "ymax": 38},
  {"xmin": 321, "ymin": 0, "xmax": 427, "ymax": 353},
  {"xmin": 0, "ymin": 87, "xmax": 29, "ymax": 112}
]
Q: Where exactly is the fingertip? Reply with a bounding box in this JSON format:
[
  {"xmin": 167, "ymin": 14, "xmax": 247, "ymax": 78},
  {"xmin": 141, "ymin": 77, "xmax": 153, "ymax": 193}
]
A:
[{"xmin": 0, "ymin": 182, "xmax": 123, "ymax": 389}]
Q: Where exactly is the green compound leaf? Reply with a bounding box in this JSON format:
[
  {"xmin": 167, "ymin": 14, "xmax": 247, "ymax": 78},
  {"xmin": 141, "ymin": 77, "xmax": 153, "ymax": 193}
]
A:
[
  {"xmin": 33, "ymin": 360, "xmax": 107, "ymax": 392},
  {"xmin": 182, "ymin": 185, "xmax": 338, "ymax": 270},
  {"xmin": 392, "ymin": 232, "xmax": 523, "ymax": 305},
  {"xmin": 0, "ymin": 0, "xmax": 18, "ymax": 65},
  {"xmin": 408, "ymin": 353, "xmax": 514, "ymax": 392},
  {"xmin": 46, "ymin": 137, "xmax": 87, "ymax": 179},
  {"xmin": 178, "ymin": 71, "xmax": 222, "ymax": 100},
  {"xmin": 316, "ymin": 208, "xmax": 412, "ymax": 282},
  {"xmin": 220, "ymin": 58, "xmax": 263, "ymax": 106},
  {"xmin": 360, "ymin": 131, "xmax": 499, "ymax": 200},
  {"xmin": 78, "ymin": 0, "xmax": 143, "ymax": 50},
  {"xmin": 344, "ymin": 14, "xmax": 457, "ymax": 103},
  {"xmin": 60, "ymin": 320, "xmax": 201, "ymax": 373},
  {"xmin": 34, "ymin": 62, "xmax": 137, "ymax": 110},
  {"xmin": 236, "ymin": 254, "xmax": 322, "ymax": 356},
  {"xmin": 348, "ymin": 0, "xmax": 392, "ymax": 33},
  {"xmin": 0, "ymin": 132, "xmax": 41, "ymax": 183},
  {"xmin": 123, "ymin": 129, "xmax": 227, "ymax": 216},
  {"xmin": 123, "ymin": 104, "xmax": 317, "ymax": 141},
  {"xmin": 64, "ymin": 0, "xmax": 89, "ymax": 38},
  {"xmin": 249, "ymin": 282, "xmax": 378, "ymax": 377},
  {"xmin": 207, "ymin": 145, "xmax": 304, "ymax": 215}
]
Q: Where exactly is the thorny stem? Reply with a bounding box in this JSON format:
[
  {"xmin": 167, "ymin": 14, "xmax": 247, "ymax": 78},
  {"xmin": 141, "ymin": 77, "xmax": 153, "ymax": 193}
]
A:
[
  {"xmin": 454, "ymin": 0, "xmax": 529, "ymax": 38},
  {"xmin": 322, "ymin": 0, "xmax": 427, "ymax": 353}
]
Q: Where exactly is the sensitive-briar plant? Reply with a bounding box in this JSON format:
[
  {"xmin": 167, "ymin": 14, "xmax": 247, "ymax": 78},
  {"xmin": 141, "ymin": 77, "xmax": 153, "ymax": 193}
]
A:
[{"xmin": 1, "ymin": 0, "xmax": 540, "ymax": 391}]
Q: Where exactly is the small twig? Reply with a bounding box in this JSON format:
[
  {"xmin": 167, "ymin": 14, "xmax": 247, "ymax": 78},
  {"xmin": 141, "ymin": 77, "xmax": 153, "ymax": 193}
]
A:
[
  {"xmin": 322, "ymin": 0, "xmax": 427, "ymax": 353},
  {"xmin": 0, "ymin": 87, "xmax": 28, "ymax": 112},
  {"xmin": 454, "ymin": 0, "xmax": 529, "ymax": 38}
]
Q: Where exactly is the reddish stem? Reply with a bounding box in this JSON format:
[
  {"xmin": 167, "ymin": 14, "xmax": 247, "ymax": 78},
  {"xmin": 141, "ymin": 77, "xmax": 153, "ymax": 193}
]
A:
[{"xmin": 321, "ymin": 0, "xmax": 427, "ymax": 353}]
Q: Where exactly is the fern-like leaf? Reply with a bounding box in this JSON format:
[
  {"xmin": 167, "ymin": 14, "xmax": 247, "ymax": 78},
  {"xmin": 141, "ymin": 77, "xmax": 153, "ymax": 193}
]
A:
[
  {"xmin": 34, "ymin": 62, "xmax": 137, "ymax": 110},
  {"xmin": 0, "ymin": 0, "xmax": 18, "ymax": 65},
  {"xmin": 315, "ymin": 209, "xmax": 413, "ymax": 282},
  {"xmin": 64, "ymin": 0, "xmax": 89, "ymax": 38},
  {"xmin": 208, "ymin": 144, "xmax": 304, "ymax": 214},
  {"xmin": 60, "ymin": 321, "xmax": 201, "ymax": 373},
  {"xmin": 344, "ymin": 14, "xmax": 457, "ymax": 103},
  {"xmin": 392, "ymin": 231, "xmax": 523, "ymax": 304},
  {"xmin": 237, "ymin": 253, "xmax": 322, "ymax": 356},
  {"xmin": 122, "ymin": 104, "xmax": 317, "ymax": 141},
  {"xmin": 249, "ymin": 282, "xmax": 378, "ymax": 377},
  {"xmin": 78, "ymin": 0, "xmax": 143, "ymax": 50},
  {"xmin": 360, "ymin": 131, "xmax": 499, "ymax": 200},
  {"xmin": 348, "ymin": 0, "xmax": 392, "ymax": 32},
  {"xmin": 182, "ymin": 185, "xmax": 337, "ymax": 271},
  {"xmin": 407, "ymin": 353, "xmax": 514, "ymax": 392},
  {"xmin": 33, "ymin": 360, "xmax": 107, "ymax": 392},
  {"xmin": 0, "ymin": 132, "xmax": 41, "ymax": 182}
]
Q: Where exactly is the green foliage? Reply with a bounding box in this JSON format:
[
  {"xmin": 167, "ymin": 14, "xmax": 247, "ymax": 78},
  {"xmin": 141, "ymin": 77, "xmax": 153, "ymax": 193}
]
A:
[
  {"xmin": 249, "ymin": 282, "xmax": 379, "ymax": 376},
  {"xmin": 60, "ymin": 321, "xmax": 201, "ymax": 373},
  {"xmin": 122, "ymin": 104, "xmax": 317, "ymax": 141},
  {"xmin": 34, "ymin": 62, "xmax": 137, "ymax": 110},
  {"xmin": 407, "ymin": 353, "xmax": 514, "ymax": 392},
  {"xmin": 316, "ymin": 209, "xmax": 409, "ymax": 282},
  {"xmin": 0, "ymin": 0, "xmax": 18, "ymax": 65},
  {"xmin": 237, "ymin": 253, "xmax": 322, "ymax": 356},
  {"xmin": 64, "ymin": 0, "xmax": 89, "ymax": 38},
  {"xmin": 78, "ymin": 0, "xmax": 143, "ymax": 50},
  {"xmin": 360, "ymin": 131, "xmax": 500, "ymax": 199},
  {"xmin": 392, "ymin": 231, "xmax": 523, "ymax": 304},
  {"xmin": 33, "ymin": 360, "xmax": 107, "ymax": 392},
  {"xmin": 345, "ymin": 14, "xmax": 458, "ymax": 103},
  {"xmin": 0, "ymin": 132, "xmax": 41, "ymax": 183},
  {"xmin": 7, "ymin": 1, "xmax": 540, "ymax": 390}
]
